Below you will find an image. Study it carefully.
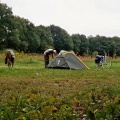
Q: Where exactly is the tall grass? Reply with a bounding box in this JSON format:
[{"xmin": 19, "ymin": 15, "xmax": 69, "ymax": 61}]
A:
[{"xmin": 0, "ymin": 53, "xmax": 120, "ymax": 119}]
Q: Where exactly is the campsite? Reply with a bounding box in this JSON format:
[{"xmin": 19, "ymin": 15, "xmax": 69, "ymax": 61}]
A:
[
  {"xmin": 1, "ymin": 1, "xmax": 120, "ymax": 119},
  {"xmin": 0, "ymin": 53, "xmax": 120, "ymax": 120}
]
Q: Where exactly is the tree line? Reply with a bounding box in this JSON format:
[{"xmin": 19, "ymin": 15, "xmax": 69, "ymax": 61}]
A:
[{"xmin": 1, "ymin": 2, "xmax": 120, "ymax": 57}]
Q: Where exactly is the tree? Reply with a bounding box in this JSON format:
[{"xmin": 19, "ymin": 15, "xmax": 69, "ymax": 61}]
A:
[
  {"xmin": 0, "ymin": 2, "xmax": 13, "ymax": 49},
  {"xmin": 36, "ymin": 25, "xmax": 53, "ymax": 53},
  {"xmin": 49, "ymin": 25, "xmax": 73, "ymax": 52},
  {"xmin": 108, "ymin": 36, "xmax": 120, "ymax": 57},
  {"xmin": 24, "ymin": 20, "xmax": 40, "ymax": 53},
  {"xmin": 71, "ymin": 34, "xmax": 81, "ymax": 54},
  {"xmin": 79, "ymin": 34, "xmax": 89, "ymax": 55},
  {"xmin": 88, "ymin": 35, "xmax": 96, "ymax": 57},
  {"xmin": 89, "ymin": 35, "xmax": 112, "ymax": 56}
]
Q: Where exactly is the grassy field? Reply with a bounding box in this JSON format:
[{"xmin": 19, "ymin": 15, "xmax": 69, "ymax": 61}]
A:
[{"xmin": 0, "ymin": 53, "xmax": 120, "ymax": 120}]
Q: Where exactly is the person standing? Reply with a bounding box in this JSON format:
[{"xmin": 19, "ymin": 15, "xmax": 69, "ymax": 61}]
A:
[{"xmin": 44, "ymin": 49, "xmax": 57, "ymax": 68}]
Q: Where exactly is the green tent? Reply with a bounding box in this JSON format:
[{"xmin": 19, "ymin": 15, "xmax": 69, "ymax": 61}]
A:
[{"xmin": 47, "ymin": 51, "xmax": 89, "ymax": 70}]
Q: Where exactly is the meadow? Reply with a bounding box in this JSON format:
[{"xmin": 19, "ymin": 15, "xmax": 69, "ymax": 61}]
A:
[{"xmin": 0, "ymin": 53, "xmax": 120, "ymax": 120}]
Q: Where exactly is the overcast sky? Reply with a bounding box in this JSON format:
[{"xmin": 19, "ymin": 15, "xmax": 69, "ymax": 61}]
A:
[{"xmin": 1, "ymin": 0, "xmax": 120, "ymax": 37}]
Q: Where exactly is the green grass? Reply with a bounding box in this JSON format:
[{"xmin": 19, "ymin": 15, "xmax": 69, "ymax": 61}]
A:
[{"xmin": 0, "ymin": 55, "xmax": 120, "ymax": 120}]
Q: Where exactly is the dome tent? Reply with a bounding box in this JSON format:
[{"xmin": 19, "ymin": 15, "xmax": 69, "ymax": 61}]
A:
[{"xmin": 47, "ymin": 51, "xmax": 89, "ymax": 70}]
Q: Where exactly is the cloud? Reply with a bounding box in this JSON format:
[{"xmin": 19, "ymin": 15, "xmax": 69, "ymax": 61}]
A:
[{"xmin": 1, "ymin": 0, "xmax": 120, "ymax": 37}]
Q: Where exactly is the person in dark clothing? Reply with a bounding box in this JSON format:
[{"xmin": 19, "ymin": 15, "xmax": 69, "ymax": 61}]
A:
[
  {"xmin": 44, "ymin": 49, "xmax": 57, "ymax": 68},
  {"xmin": 95, "ymin": 55, "xmax": 104, "ymax": 66}
]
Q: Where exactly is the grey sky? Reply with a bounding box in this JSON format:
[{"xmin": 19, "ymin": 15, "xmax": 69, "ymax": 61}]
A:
[{"xmin": 1, "ymin": 0, "xmax": 120, "ymax": 37}]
